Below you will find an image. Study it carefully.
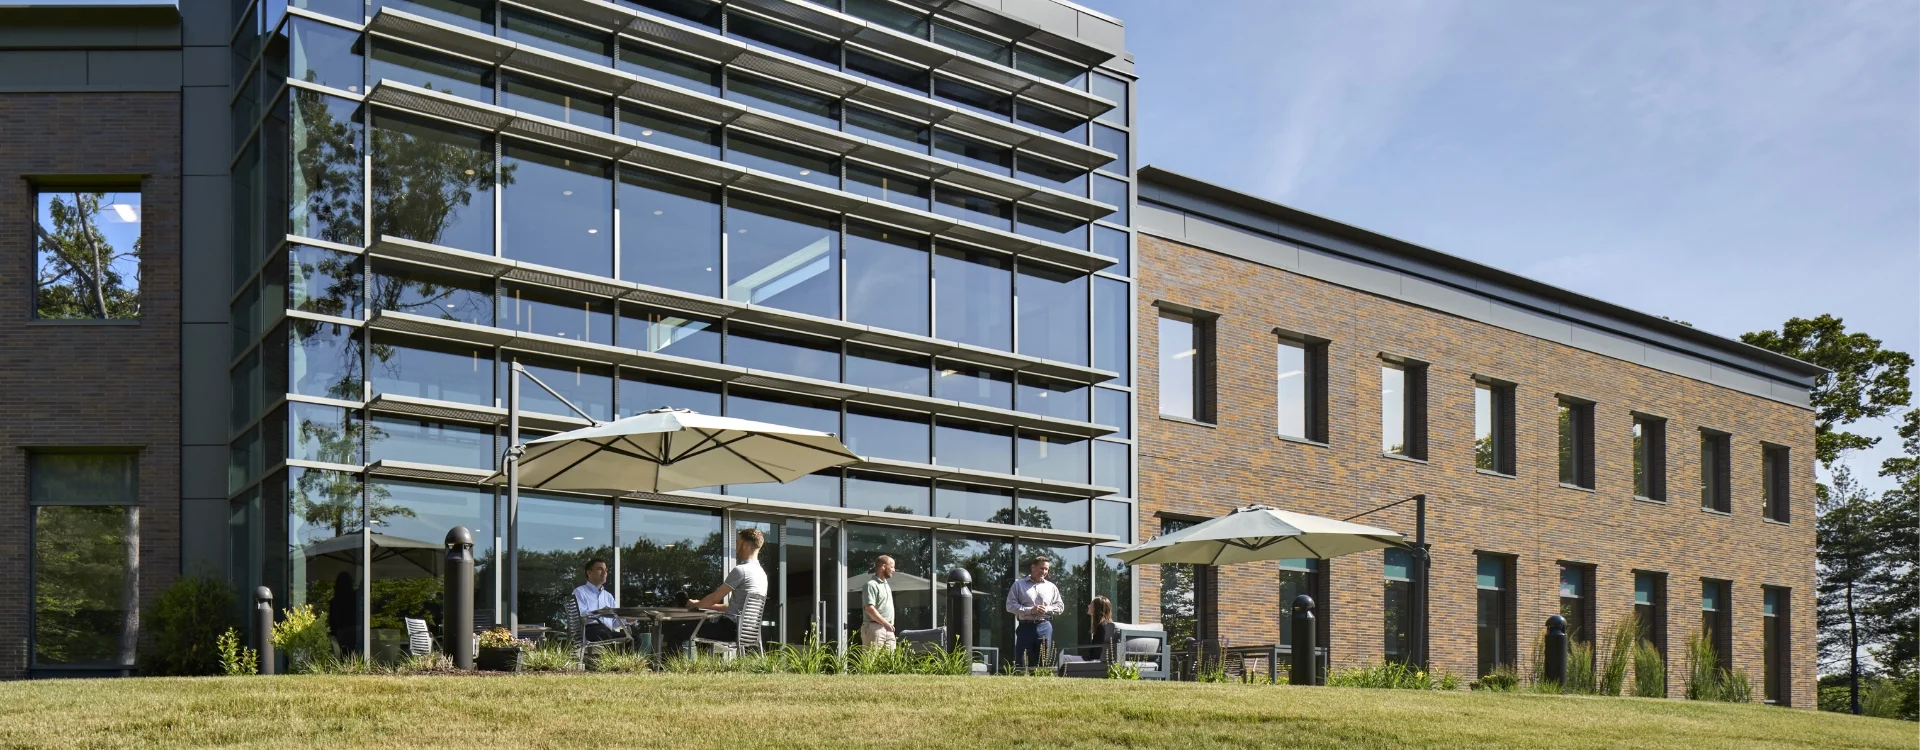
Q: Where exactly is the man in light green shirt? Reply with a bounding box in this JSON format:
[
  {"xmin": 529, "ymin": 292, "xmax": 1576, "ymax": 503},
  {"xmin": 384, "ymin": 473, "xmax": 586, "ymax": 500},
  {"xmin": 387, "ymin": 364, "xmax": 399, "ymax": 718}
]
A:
[{"xmin": 860, "ymin": 555, "xmax": 897, "ymax": 650}]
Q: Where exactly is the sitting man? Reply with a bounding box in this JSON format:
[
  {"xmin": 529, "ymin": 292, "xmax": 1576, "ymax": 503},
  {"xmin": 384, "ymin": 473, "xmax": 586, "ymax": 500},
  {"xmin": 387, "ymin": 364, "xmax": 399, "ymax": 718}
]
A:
[
  {"xmin": 572, "ymin": 558, "xmax": 627, "ymax": 644},
  {"xmin": 663, "ymin": 528, "xmax": 768, "ymax": 653}
]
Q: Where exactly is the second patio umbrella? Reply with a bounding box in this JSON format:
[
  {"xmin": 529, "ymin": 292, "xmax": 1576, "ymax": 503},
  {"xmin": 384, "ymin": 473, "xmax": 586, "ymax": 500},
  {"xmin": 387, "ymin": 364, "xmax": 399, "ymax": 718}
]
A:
[{"xmin": 1106, "ymin": 504, "xmax": 1405, "ymax": 566}]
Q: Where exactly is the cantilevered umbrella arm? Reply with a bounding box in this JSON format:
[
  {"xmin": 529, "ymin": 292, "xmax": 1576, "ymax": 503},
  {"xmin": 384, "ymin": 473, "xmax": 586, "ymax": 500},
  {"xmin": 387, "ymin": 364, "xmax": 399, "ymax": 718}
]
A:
[{"xmin": 503, "ymin": 362, "xmax": 602, "ymax": 635}]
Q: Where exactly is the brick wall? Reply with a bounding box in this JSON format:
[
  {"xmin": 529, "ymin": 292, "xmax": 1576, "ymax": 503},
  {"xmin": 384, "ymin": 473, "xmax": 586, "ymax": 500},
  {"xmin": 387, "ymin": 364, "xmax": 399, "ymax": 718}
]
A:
[
  {"xmin": 1136, "ymin": 233, "xmax": 1817, "ymax": 707},
  {"xmin": 0, "ymin": 93, "xmax": 182, "ymax": 679}
]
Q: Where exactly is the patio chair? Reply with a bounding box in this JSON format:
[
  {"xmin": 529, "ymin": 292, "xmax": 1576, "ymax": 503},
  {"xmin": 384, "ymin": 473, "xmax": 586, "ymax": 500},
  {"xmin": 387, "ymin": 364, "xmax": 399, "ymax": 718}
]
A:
[
  {"xmin": 1055, "ymin": 623, "xmax": 1169, "ymax": 680},
  {"xmin": 690, "ymin": 593, "xmax": 764, "ymax": 659},
  {"xmin": 565, "ymin": 597, "xmax": 633, "ymax": 668},
  {"xmin": 898, "ymin": 627, "xmax": 946, "ymax": 656},
  {"xmin": 403, "ymin": 617, "xmax": 437, "ymax": 658}
]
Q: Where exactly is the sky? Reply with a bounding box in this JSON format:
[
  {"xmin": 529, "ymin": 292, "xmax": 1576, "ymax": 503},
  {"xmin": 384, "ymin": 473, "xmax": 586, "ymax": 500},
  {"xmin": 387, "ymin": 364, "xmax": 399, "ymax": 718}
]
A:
[{"xmin": 1089, "ymin": 0, "xmax": 1920, "ymax": 492}]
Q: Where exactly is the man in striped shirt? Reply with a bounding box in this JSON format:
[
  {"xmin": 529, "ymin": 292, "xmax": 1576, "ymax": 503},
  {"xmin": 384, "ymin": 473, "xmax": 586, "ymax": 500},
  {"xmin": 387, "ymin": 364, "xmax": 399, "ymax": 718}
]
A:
[{"xmin": 1006, "ymin": 555, "xmax": 1064, "ymax": 670}]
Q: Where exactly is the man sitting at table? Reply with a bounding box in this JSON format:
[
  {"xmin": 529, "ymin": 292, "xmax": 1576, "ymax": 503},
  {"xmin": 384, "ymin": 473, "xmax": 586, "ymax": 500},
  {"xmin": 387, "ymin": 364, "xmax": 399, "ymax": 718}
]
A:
[
  {"xmin": 573, "ymin": 558, "xmax": 627, "ymax": 643},
  {"xmin": 662, "ymin": 528, "xmax": 768, "ymax": 653}
]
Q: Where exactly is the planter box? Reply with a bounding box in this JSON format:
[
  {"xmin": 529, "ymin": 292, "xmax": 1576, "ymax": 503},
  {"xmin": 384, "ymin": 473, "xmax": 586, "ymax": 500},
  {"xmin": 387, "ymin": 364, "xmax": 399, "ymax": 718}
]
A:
[{"xmin": 477, "ymin": 647, "xmax": 524, "ymax": 673}]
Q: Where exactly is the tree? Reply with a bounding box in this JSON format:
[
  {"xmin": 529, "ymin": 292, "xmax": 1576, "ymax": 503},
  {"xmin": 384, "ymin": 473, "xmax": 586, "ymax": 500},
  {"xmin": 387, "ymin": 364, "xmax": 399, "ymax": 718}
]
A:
[
  {"xmin": 1817, "ymin": 466, "xmax": 1876, "ymax": 713},
  {"xmin": 35, "ymin": 192, "xmax": 141, "ymax": 319},
  {"xmin": 1866, "ymin": 409, "xmax": 1919, "ymax": 681},
  {"xmin": 1741, "ymin": 315, "xmax": 1913, "ymax": 467}
]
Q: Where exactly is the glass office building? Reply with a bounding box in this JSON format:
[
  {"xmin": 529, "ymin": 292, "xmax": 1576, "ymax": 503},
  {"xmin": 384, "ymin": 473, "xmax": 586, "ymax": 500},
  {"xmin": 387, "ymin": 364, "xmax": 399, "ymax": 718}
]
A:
[{"xmin": 224, "ymin": 0, "xmax": 1136, "ymax": 660}]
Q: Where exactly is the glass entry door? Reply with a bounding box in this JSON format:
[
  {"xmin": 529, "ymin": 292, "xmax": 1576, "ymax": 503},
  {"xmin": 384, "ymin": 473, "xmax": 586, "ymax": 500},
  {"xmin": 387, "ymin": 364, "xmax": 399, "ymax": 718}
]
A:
[{"xmin": 733, "ymin": 515, "xmax": 837, "ymax": 646}]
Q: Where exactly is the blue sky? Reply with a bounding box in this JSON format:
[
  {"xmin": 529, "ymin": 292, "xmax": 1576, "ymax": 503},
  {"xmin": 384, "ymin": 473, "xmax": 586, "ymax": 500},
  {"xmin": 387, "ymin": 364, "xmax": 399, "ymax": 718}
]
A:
[{"xmin": 1092, "ymin": 0, "xmax": 1919, "ymax": 491}]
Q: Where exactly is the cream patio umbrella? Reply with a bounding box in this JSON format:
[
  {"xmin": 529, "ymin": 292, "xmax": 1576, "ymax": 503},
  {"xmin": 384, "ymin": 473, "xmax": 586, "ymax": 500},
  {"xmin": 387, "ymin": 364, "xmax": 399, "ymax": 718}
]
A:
[
  {"xmin": 1106, "ymin": 504, "xmax": 1405, "ymax": 566},
  {"xmin": 489, "ymin": 407, "xmax": 861, "ymax": 494}
]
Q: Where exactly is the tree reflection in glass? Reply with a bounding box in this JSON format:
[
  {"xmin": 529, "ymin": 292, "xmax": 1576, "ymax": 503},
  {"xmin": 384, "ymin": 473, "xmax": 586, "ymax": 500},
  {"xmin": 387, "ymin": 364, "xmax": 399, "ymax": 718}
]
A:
[
  {"xmin": 371, "ymin": 259, "xmax": 492, "ymax": 324},
  {"xmin": 291, "ymin": 90, "xmax": 364, "ymax": 246},
  {"xmin": 371, "ymin": 112, "xmax": 506, "ymax": 255},
  {"xmin": 618, "ymin": 500, "xmax": 723, "ymax": 607}
]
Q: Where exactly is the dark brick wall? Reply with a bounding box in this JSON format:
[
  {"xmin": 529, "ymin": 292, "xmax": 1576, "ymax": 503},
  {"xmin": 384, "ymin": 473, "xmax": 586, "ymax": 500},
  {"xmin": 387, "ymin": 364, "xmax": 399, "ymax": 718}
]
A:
[
  {"xmin": 1136, "ymin": 233, "xmax": 1817, "ymax": 707},
  {"xmin": 0, "ymin": 93, "xmax": 182, "ymax": 679}
]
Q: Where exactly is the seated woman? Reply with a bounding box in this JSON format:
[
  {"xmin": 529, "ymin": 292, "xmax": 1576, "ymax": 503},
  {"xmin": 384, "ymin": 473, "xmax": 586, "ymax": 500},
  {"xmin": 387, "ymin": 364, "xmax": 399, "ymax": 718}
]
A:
[{"xmin": 1056, "ymin": 595, "xmax": 1119, "ymax": 676}]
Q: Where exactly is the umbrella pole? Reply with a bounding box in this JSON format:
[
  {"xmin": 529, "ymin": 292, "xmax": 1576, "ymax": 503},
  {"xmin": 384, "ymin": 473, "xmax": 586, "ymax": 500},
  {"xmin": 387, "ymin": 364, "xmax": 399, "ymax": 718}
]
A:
[{"xmin": 507, "ymin": 363, "xmax": 522, "ymax": 636}]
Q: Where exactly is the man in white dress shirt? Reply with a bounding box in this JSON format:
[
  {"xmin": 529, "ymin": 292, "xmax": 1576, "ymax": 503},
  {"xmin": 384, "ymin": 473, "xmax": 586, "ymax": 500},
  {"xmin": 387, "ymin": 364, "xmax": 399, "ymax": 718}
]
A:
[
  {"xmin": 572, "ymin": 558, "xmax": 626, "ymax": 643},
  {"xmin": 1006, "ymin": 555, "xmax": 1064, "ymax": 670}
]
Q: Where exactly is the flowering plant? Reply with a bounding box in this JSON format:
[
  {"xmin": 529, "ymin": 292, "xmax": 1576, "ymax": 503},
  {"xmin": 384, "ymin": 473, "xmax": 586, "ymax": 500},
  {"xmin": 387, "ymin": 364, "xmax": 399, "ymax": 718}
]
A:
[{"xmin": 476, "ymin": 627, "xmax": 533, "ymax": 650}]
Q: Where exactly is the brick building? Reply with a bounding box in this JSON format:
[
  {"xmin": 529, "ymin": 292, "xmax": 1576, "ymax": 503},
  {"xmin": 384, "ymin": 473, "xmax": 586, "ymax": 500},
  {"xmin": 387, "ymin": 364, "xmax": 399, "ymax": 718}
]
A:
[{"xmin": 1133, "ymin": 166, "xmax": 1821, "ymax": 706}]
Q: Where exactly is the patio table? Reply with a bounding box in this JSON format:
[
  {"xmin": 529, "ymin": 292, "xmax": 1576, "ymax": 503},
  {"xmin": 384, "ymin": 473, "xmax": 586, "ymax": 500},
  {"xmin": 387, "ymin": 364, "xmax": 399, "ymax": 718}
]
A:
[{"xmin": 607, "ymin": 606, "xmax": 717, "ymax": 667}]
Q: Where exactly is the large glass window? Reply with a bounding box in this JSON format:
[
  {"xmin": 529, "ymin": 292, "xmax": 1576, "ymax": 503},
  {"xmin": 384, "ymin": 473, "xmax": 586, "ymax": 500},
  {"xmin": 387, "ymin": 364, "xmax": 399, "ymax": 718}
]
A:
[
  {"xmin": 369, "ymin": 332, "xmax": 492, "ymax": 406},
  {"xmin": 623, "ymin": 105, "xmax": 721, "ymax": 159},
  {"xmin": 934, "ymin": 418, "xmax": 1012, "ymax": 475},
  {"xmin": 845, "ymin": 106, "xmax": 930, "ymax": 153},
  {"xmin": 846, "ymin": 164, "xmax": 931, "ymax": 210},
  {"xmin": 1016, "ymin": 491, "xmax": 1088, "ymax": 532},
  {"xmin": 290, "ymin": 319, "xmax": 364, "ymax": 401},
  {"xmin": 933, "ymin": 21, "xmax": 1008, "ymax": 65},
  {"xmin": 935, "ymin": 362, "xmax": 1012, "ymax": 409},
  {"xmin": 1091, "ymin": 72, "xmax": 1128, "ymax": 126},
  {"xmin": 33, "ymin": 189, "xmax": 143, "ymax": 320},
  {"xmin": 1094, "ymin": 388, "xmax": 1129, "ymax": 437},
  {"xmin": 291, "ymin": 91, "xmax": 364, "ymax": 247},
  {"xmin": 502, "ymin": 353, "xmax": 614, "ymax": 421},
  {"xmin": 1016, "ymin": 261, "xmax": 1088, "ymax": 365},
  {"xmin": 847, "ymin": 344, "xmax": 929, "ymax": 396},
  {"xmin": 847, "ymin": 523, "xmax": 933, "ymax": 633},
  {"xmin": 502, "ymin": 8, "xmax": 611, "ymax": 65},
  {"xmin": 1016, "ymin": 375, "xmax": 1088, "ymax": 422},
  {"xmin": 371, "ymin": 113, "xmax": 495, "ymax": 255},
  {"xmin": 1093, "ymin": 277, "xmax": 1128, "ymax": 382},
  {"xmin": 369, "ymin": 39, "xmax": 491, "ymax": 102},
  {"xmin": 1093, "ymin": 440, "xmax": 1129, "ymax": 494},
  {"xmin": 371, "ymin": 259, "xmax": 492, "ymax": 325},
  {"xmin": 845, "ymin": 47, "xmax": 929, "ymax": 95},
  {"xmin": 291, "ymin": 401, "xmax": 362, "ymax": 465},
  {"xmin": 291, "ymin": 245, "xmax": 365, "ymax": 320},
  {"xmin": 368, "ymin": 479, "xmax": 495, "ymax": 657},
  {"xmin": 1093, "ymin": 124, "xmax": 1128, "ymax": 172},
  {"xmin": 727, "ymin": 74, "xmax": 838, "ymax": 128},
  {"xmin": 935, "ymin": 483, "xmax": 1012, "ymax": 524},
  {"xmin": 618, "ymin": 305, "xmax": 719, "ymax": 362},
  {"xmin": 619, "ymin": 500, "xmax": 723, "ymax": 607},
  {"xmin": 1017, "ymin": 432, "xmax": 1088, "ymax": 484},
  {"xmin": 727, "ymin": 324, "xmax": 840, "ymax": 382},
  {"xmin": 366, "ymin": 415, "xmax": 494, "ymax": 470},
  {"xmin": 726, "ymin": 132, "xmax": 839, "ymax": 189},
  {"xmin": 619, "ymin": 167, "xmax": 721, "ymax": 296},
  {"xmin": 619, "ymin": 370, "xmax": 721, "ymax": 417},
  {"xmin": 501, "ymin": 143, "xmax": 613, "ymax": 277},
  {"xmin": 1383, "ymin": 548, "xmax": 1414, "ymax": 663},
  {"xmin": 933, "ymin": 246, "xmax": 1011, "ymax": 350},
  {"xmin": 1016, "ymin": 207, "xmax": 1089, "ymax": 252},
  {"xmin": 1014, "ymin": 100, "xmax": 1087, "ymax": 141},
  {"xmin": 844, "ymin": 406, "xmax": 931, "ymax": 464},
  {"xmin": 30, "ymin": 453, "xmax": 139, "ymax": 668},
  {"xmin": 935, "ymin": 131, "xmax": 1012, "ymax": 176},
  {"xmin": 1156, "ymin": 518, "xmax": 1208, "ymax": 646},
  {"xmin": 727, "ymin": 388, "xmax": 839, "ymax": 434},
  {"xmin": 1016, "ymin": 48, "xmax": 1086, "ymax": 88},
  {"xmin": 726, "ymin": 196, "xmax": 840, "ymax": 318},
  {"xmin": 1093, "ymin": 174, "xmax": 1129, "ymax": 224},
  {"xmin": 1015, "ymin": 154, "xmax": 1088, "ymax": 195},
  {"xmin": 290, "ymin": 16, "xmax": 364, "ymax": 93},
  {"xmin": 934, "ymin": 188, "xmax": 1012, "ymax": 230},
  {"xmin": 934, "ymin": 76, "xmax": 1011, "ymax": 120},
  {"xmin": 1019, "ymin": 543, "xmax": 1088, "ymax": 650},
  {"xmin": 517, "ymin": 492, "xmax": 612, "ymax": 630},
  {"xmin": 502, "ymin": 75, "xmax": 614, "ymax": 133},
  {"xmin": 286, "ymin": 467, "xmax": 365, "ymax": 655},
  {"xmin": 846, "ymin": 472, "xmax": 930, "ymax": 515},
  {"xmin": 1157, "ymin": 312, "xmax": 1197, "ymax": 420},
  {"xmin": 618, "ymin": 41, "xmax": 720, "ymax": 96},
  {"xmin": 727, "ymin": 11, "xmax": 837, "ymax": 65},
  {"xmin": 845, "ymin": 222, "xmax": 930, "ymax": 335},
  {"xmin": 503, "ymin": 283, "xmax": 613, "ymax": 346},
  {"xmin": 1094, "ymin": 498, "xmax": 1131, "ymax": 542},
  {"xmin": 626, "ymin": 0, "xmax": 720, "ymax": 28},
  {"xmin": 372, "ymin": 0, "xmax": 492, "ymax": 34},
  {"xmin": 1093, "ymin": 225, "xmax": 1129, "ymax": 271},
  {"xmin": 934, "ymin": 532, "xmax": 1013, "ymax": 653},
  {"xmin": 1476, "ymin": 554, "xmax": 1512, "ymax": 677}
]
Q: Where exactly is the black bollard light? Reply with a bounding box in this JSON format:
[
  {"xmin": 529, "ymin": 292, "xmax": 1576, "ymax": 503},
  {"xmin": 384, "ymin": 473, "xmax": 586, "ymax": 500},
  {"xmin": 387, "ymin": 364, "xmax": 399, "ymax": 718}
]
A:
[
  {"xmin": 1544, "ymin": 615, "xmax": 1568, "ymax": 687},
  {"xmin": 945, "ymin": 567, "xmax": 974, "ymax": 656},
  {"xmin": 444, "ymin": 526, "xmax": 476, "ymax": 670},
  {"xmin": 1290, "ymin": 594, "xmax": 1317, "ymax": 687},
  {"xmin": 254, "ymin": 586, "xmax": 276, "ymax": 676}
]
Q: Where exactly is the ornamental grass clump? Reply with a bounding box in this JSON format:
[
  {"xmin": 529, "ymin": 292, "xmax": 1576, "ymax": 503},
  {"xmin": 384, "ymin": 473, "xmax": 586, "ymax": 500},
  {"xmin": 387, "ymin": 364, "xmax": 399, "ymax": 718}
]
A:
[
  {"xmin": 1681, "ymin": 630, "xmax": 1751, "ymax": 702},
  {"xmin": 1564, "ymin": 642, "xmax": 1597, "ymax": 695},
  {"xmin": 521, "ymin": 643, "xmax": 581, "ymax": 673},
  {"xmin": 1325, "ymin": 660, "xmax": 1461, "ymax": 691},
  {"xmin": 1597, "ymin": 614, "xmax": 1640, "ymax": 696},
  {"xmin": 586, "ymin": 649, "xmax": 654, "ymax": 674},
  {"xmin": 1632, "ymin": 641, "xmax": 1667, "ymax": 698}
]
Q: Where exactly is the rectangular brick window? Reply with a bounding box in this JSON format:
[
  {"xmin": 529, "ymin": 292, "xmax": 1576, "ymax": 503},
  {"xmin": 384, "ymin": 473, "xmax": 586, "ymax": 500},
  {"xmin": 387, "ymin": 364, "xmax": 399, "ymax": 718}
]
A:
[
  {"xmin": 1277, "ymin": 332, "xmax": 1329, "ymax": 442},
  {"xmin": 32, "ymin": 186, "xmax": 143, "ymax": 320},
  {"xmin": 1762, "ymin": 444, "xmax": 1791, "ymax": 523},
  {"xmin": 30, "ymin": 452, "xmax": 141, "ymax": 673},
  {"xmin": 1383, "ymin": 548, "xmax": 1415, "ymax": 663},
  {"xmin": 1157, "ymin": 308, "xmax": 1214, "ymax": 422},
  {"xmin": 1634, "ymin": 570, "xmax": 1667, "ymax": 660},
  {"xmin": 1476, "ymin": 553, "xmax": 1515, "ymax": 677},
  {"xmin": 1558, "ymin": 562, "xmax": 1595, "ymax": 644},
  {"xmin": 1632, "ymin": 414, "xmax": 1668, "ymax": 501},
  {"xmin": 1381, "ymin": 358, "xmax": 1428, "ymax": 459},
  {"xmin": 1557, "ymin": 397, "xmax": 1595, "ymax": 489},
  {"xmin": 1474, "ymin": 378, "xmax": 1516, "ymax": 475},
  {"xmin": 1763, "ymin": 587, "xmax": 1790, "ymax": 705},
  {"xmin": 1700, "ymin": 579, "xmax": 1732, "ymax": 672},
  {"xmin": 1700, "ymin": 429, "xmax": 1732, "ymax": 513}
]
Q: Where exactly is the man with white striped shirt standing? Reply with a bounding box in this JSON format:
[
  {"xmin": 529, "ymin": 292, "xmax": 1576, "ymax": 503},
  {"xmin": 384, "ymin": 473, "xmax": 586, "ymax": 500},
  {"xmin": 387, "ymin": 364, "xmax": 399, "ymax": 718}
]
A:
[{"xmin": 1006, "ymin": 555, "xmax": 1064, "ymax": 670}]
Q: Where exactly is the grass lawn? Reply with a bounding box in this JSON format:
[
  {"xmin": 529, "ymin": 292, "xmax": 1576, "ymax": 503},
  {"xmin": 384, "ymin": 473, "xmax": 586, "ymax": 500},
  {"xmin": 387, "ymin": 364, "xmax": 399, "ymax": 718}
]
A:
[{"xmin": 0, "ymin": 673, "xmax": 1910, "ymax": 749}]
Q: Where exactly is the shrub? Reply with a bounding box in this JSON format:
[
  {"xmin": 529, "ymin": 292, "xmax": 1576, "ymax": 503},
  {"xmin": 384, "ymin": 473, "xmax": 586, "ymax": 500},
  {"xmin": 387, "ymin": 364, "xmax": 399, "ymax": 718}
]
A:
[
  {"xmin": 394, "ymin": 652, "xmax": 454, "ymax": 674},
  {"xmin": 141, "ymin": 575, "xmax": 237, "ymax": 676},
  {"xmin": 1597, "ymin": 614, "xmax": 1639, "ymax": 697},
  {"xmin": 1564, "ymin": 641, "xmax": 1596, "ymax": 695},
  {"xmin": 1108, "ymin": 662, "xmax": 1140, "ymax": 680},
  {"xmin": 1475, "ymin": 666, "xmax": 1521, "ymax": 692},
  {"xmin": 271, "ymin": 605, "xmax": 333, "ymax": 674},
  {"xmin": 216, "ymin": 628, "xmax": 257, "ymax": 677},
  {"xmin": 1683, "ymin": 631, "xmax": 1721, "ymax": 701},
  {"xmin": 521, "ymin": 643, "xmax": 580, "ymax": 673},
  {"xmin": 586, "ymin": 648, "xmax": 654, "ymax": 674},
  {"xmin": 1720, "ymin": 668, "xmax": 1753, "ymax": 703},
  {"xmin": 476, "ymin": 628, "xmax": 533, "ymax": 650},
  {"xmin": 1632, "ymin": 641, "xmax": 1667, "ymax": 698},
  {"xmin": 1326, "ymin": 661, "xmax": 1462, "ymax": 690}
]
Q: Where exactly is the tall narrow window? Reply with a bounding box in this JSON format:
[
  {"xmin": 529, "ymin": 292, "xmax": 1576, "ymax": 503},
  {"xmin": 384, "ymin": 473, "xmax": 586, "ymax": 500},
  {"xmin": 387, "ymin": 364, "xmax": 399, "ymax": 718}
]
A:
[
  {"xmin": 1382, "ymin": 359, "xmax": 1428, "ymax": 458},
  {"xmin": 1279, "ymin": 557, "xmax": 1326, "ymax": 649},
  {"xmin": 1634, "ymin": 571, "xmax": 1667, "ymax": 661},
  {"xmin": 1474, "ymin": 379, "xmax": 1516, "ymax": 474},
  {"xmin": 1383, "ymin": 548, "xmax": 1415, "ymax": 663},
  {"xmin": 1558, "ymin": 398, "xmax": 1595, "ymax": 489},
  {"xmin": 1558, "ymin": 563, "xmax": 1593, "ymax": 644},
  {"xmin": 30, "ymin": 452, "xmax": 140, "ymax": 672},
  {"xmin": 34, "ymin": 188, "xmax": 144, "ymax": 319},
  {"xmin": 1701, "ymin": 579, "xmax": 1732, "ymax": 672},
  {"xmin": 1159, "ymin": 518, "xmax": 1214, "ymax": 646},
  {"xmin": 1762, "ymin": 444, "xmax": 1791, "ymax": 523},
  {"xmin": 1701, "ymin": 430, "xmax": 1732, "ymax": 513},
  {"xmin": 1633, "ymin": 414, "xmax": 1667, "ymax": 501},
  {"xmin": 1476, "ymin": 554, "xmax": 1514, "ymax": 677},
  {"xmin": 1763, "ymin": 587, "xmax": 1790, "ymax": 705},
  {"xmin": 1157, "ymin": 309, "xmax": 1213, "ymax": 422},
  {"xmin": 1277, "ymin": 333, "xmax": 1328, "ymax": 442}
]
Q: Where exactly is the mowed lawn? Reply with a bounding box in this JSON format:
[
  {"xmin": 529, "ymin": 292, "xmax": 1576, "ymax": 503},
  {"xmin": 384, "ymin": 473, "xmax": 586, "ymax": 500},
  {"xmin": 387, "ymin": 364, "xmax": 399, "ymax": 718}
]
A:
[{"xmin": 0, "ymin": 674, "xmax": 1910, "ymax": 750}]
